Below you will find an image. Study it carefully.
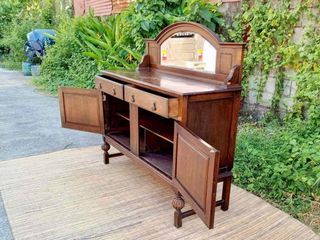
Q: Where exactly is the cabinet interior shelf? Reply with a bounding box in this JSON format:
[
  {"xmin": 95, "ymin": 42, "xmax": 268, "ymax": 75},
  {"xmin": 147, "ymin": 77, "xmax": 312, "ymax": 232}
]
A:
[
  {"xmin": 116, "ymin": 111, "xmax": 174, "ymax": 143},
  {"xmin": 141, "ymin": 152, "xmax": 172, "ymax": 178},
  {"xmin": 108, "ymin": 131, "xmax": 130, "ymax": 150}
]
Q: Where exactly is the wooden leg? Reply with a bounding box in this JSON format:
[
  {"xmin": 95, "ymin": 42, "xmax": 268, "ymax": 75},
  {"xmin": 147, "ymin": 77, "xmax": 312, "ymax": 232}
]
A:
[
  {"xmin": 172, "ymin": 192, "xmax": 185, "ymax": 228},
  {"xmin": 221, "ymin": 176, "xmax": 231, "ymax": 211},
  {"xmin": 101, "ymin": 136, "xmax": 110, "ymax": 165}
]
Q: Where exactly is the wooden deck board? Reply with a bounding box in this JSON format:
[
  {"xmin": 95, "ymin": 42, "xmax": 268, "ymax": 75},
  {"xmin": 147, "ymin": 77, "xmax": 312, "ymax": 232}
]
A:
[{"xmin": 0, "ymin": 146, "xmax": 318, "ymax": 240}]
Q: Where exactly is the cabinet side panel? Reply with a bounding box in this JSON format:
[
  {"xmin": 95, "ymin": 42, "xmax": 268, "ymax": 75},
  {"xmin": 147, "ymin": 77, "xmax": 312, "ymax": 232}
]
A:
[{"xmin": 187, "ymin": 98, "xmax": 233, "ymax": 168}]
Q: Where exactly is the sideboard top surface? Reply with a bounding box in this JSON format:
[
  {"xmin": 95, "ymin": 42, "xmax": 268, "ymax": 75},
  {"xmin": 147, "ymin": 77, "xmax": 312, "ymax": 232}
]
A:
[{"xmin": 100, "ymin": 69, "xmax": 241, "ymax": 97}]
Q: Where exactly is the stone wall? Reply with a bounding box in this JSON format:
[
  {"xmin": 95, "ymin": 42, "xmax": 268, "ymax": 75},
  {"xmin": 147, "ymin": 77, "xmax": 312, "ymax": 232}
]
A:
[{"xmin": 218, "ymin": 0, "xmax": 319, "ymax": 118}]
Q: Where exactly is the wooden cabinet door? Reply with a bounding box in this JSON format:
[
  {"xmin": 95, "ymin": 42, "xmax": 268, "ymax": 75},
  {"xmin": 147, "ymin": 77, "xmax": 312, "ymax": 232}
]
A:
[
  {"xmin": 173, "ymin": 122, "xmax": 220, "ymax": 229},
  {"xmin": 59, "ymin": 87, "xmax": 104, "ymax": 134}
]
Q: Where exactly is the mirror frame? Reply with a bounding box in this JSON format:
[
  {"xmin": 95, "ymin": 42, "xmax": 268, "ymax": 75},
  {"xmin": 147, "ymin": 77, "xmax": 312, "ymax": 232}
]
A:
[{"xmin": 142, "ymin": 22, "xmax": 245, "ymax": 82}]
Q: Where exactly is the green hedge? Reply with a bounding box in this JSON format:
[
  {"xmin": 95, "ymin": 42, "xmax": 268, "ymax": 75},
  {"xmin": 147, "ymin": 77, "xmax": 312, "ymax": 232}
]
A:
[
  {"xmin": 34, "ymin": 16, "xmax": 99, "ymax": 93},
  {"xmin": 235, "ymin": 116, "xmax": 320, "ymax": 232}
]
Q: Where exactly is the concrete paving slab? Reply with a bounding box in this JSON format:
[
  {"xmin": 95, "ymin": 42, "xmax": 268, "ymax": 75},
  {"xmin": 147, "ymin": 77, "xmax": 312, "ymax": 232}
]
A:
[{"xmin": 0, "ymin": 68, "xmax": 101, "ymax": 161}]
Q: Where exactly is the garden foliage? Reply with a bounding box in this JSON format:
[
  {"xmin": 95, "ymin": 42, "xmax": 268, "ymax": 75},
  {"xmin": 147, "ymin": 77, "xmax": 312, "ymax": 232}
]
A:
[
  {"xmin": 235, "ymin": 117, "xmax": 320, "ymax": 214},
  {"xmin": 35, "ymin": 16, "xmax": 99, "ymax": 93},
  {"xmin": 229, "ymin": 0, "xmax": 320, "ymax": 231},
  {"xmin": 0, "ymin": 0, "xmax": 318, "ymax": 231},
  {"xmin": 35, "ymin": 0, "xmax": 225, "ymax": 93},
  {"xmin": 228, "ymin": 0, "xmax": 320, "ymax": 119},
  {"xmin": 77, "ymin": 14, "xmax": 142, "ymax": 70},
  {"xmin": 123, "ymin": 0, "xmax": 224, "ymax": 52},
  {"xmin": 0, "ymin": 0, "xmax": 54, "ymax": 69}
]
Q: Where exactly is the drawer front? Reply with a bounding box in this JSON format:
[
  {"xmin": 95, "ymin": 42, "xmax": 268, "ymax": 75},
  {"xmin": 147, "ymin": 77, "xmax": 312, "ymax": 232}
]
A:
[
  {"xmin": 124, "ymin": 85, "xmax": 179, "ymax": 118},
  {"xmin": 95, "ymin": 76, "xmax": 124, "ymax": 100}
]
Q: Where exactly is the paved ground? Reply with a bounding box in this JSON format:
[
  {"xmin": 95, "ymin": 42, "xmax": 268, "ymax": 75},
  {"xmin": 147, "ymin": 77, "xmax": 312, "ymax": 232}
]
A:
[
  {"xmin": 0, "ymin": 68, "xmax": 101, "ymax": 240},
  {"xmin": 0, "ymin": 192, "xmax": 13, "ymax": 240},
  {"xmin": 0, "ymin": 68, "xmax": 101, "ymax": 161}
]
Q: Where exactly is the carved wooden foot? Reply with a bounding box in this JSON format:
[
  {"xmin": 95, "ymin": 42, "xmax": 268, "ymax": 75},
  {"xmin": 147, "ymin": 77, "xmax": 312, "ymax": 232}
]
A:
[
  {"xmin": 101, "ymin": 136, "xmax": 111, "ymax": 165},
  {"xmin": 172, "ymin": 192, "xmax": 185, "ymax": 228}
]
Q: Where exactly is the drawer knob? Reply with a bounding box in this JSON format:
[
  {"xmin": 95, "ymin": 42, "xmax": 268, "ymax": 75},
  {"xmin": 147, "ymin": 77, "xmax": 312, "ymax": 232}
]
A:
[
  {"xmin": 131, "ymin": 95, "xmax": 135, "ymax": 103},
  {"xmin": 152, "ymin": 102, "xmax": 157, "ymax": 111},
  {"xmin": 112, "ymin": 88, "xmax": 116, "ymax": 95}
]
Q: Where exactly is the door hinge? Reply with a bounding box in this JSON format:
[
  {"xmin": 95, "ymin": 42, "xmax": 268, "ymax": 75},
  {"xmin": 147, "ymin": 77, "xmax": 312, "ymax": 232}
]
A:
[{"xmin": 102, "ymin": 94, "xmax": 107, "ymax": 101}]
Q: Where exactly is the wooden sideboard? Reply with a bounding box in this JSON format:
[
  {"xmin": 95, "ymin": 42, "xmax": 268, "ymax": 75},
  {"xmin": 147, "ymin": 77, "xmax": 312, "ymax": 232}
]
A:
[{"xmin": 58, "ymin": 22, "xmax": 244, "ymax": 229}]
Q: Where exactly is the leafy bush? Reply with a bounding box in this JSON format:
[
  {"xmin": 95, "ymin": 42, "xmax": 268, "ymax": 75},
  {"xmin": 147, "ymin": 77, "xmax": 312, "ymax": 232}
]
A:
[
  {"xmin": 235, "ymin": 117, "xmax": 320, "ymax": 220},
  {"xmin": 227, "ymin": 1, "xmax": 319, "ymax": 118},
  {"xmin": 78, "ymin": 14, "xmax": 142, "ymax": 70},
  {"xmin": 0, "ymin": 0, "xmax": 54, "ymax": 69},
  {"xmin": 35, "ymin": 16, "xmax": 98, "ymax": 93},
  {"xmin": 0, "ymin": 0, "xmax": 26, "ymax": 51},
  {"xmin": 123, "ymin": 0, "xmax": 224, "ymax": 52}
]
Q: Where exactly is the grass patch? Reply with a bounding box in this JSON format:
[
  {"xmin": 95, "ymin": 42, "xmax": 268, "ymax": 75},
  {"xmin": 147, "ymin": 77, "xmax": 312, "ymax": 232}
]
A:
[{"xmin": 234, "ymin": 116, "xmax": 320, "ymax": 233}]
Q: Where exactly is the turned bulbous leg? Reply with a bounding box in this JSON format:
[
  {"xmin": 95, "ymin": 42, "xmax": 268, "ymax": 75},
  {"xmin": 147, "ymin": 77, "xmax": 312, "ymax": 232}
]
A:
[
  {"xmin": 172, "ymin": 192, "xmax": 185, "ymax": 228},
  {"xmin": 101, "ymin": 136, "xmax": 110, "ymax": 164}
]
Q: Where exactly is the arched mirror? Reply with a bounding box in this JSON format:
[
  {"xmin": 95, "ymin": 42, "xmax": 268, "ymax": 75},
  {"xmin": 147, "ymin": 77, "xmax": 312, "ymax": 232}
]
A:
[{"xmin": 160, "ymin": 32, "xmax": 217, "ymax": 73}]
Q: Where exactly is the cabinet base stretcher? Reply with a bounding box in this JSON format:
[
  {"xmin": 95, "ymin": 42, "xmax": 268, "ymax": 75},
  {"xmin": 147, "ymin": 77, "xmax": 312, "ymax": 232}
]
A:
[{"xmin": 101, "ymin": 137, "xmax": 124, "ymax": 164}]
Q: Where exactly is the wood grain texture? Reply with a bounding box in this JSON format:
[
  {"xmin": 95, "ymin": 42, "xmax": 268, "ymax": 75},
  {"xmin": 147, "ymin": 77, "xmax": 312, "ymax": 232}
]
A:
[
  {"xmin": 173, "ymin": 123, "xmax": 220, "ymax": 229},
  {"xmin": 129, "ymin": 104, "xmax": 139, "ymax": 155},
  {"xmin": 186, "ymin": 97, "xmax": 233, "ymax": 168},
  {"xmin": 59, "ymin": 87, "xmax": 104, "ymax": 134},
  {"xmin": 0, "ymin": 146, "xmax": 318, "ymax": 240},
  {"xmin": 100, "ymin": 69, "xmax": 239, "ymax": 97},
  {"xmin": 95, "ymin": 76, "xmax": 124, "ymax": 100},
  {"xmin": 58, "ymin": 22, "xmax": 245, "ymax": 228},
  {"xmin": 124, "ymin": 85, "xmax": 179, "ymax": 119}
]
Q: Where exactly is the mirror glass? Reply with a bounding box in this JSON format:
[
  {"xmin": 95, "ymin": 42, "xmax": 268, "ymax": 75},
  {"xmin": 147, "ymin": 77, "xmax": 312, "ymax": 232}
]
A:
[{"xmin": 160, "ymin": 32, "xmax": 217, "ymax": 73}]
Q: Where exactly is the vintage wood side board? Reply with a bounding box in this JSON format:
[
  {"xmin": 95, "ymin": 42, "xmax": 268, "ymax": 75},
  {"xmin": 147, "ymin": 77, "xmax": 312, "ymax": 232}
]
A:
[{"xmin": 58, "ymin": 22, "xmax": 244, "ymax": 229}]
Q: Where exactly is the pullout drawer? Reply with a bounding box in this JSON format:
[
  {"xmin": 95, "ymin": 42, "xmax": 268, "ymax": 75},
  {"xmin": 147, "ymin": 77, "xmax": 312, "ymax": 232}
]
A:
[
  {"xmin": 124, "ymin": 85, "xmax": 179, "ymax": 119},
  {"xmin": 95, "ymin": 76, "xmax": 124, "ymax": 100}
]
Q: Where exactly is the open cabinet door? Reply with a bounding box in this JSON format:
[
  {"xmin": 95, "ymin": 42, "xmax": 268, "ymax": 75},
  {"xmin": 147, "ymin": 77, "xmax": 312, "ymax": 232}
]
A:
[
  {"xmin": 59, "ymin": 87, "xmax": 104, "ymax": 134},
  {"xmin": 172, "ymin": 122, "xmax": 220, "ymax": 229}
]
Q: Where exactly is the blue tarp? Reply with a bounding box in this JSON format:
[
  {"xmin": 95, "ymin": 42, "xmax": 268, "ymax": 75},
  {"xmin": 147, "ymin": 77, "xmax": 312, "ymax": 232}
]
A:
[{"xmin": 25, "ymin": 29, "xmax": 55, "ymax": 61}]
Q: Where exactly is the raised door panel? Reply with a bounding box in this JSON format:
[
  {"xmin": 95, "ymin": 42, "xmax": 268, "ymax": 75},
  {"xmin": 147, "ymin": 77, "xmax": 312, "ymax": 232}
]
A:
[
  {"xmin": 173, "ymin": 122, "xmax": 220, "ymax": 229},
  {"xmin": 216, "ymin": 45, "xmax": 244, "ymax": 75},
  {"xmin": 59, "ymin": 87, "xmax": 104, "ymax": 134}
]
